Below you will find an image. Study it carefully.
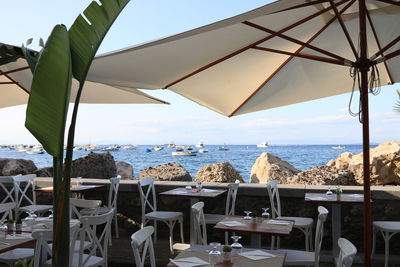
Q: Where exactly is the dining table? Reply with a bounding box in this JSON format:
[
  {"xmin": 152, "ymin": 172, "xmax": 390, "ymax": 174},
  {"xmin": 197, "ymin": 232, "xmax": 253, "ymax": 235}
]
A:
[
  {"xmin": 213, "ymin": 216, "xmax": 294, "ymax": 248},
  {"xmin": 36, "ymin": 184, "xmax": 104, "ymax": 199},
  {"xmin": 167, "ymin": 244, "xmax": 285, "ymax": 267},
  {"xmin": 305, "ymin": 192, "xmax": 364, "ymax": 262},
  {"xmin": 160, "ymin": 187, "xmax": 227, "ymax": 245},
  {"xmin": 0, "ymin": 232, "xmax": 34, "ymax": 253}
]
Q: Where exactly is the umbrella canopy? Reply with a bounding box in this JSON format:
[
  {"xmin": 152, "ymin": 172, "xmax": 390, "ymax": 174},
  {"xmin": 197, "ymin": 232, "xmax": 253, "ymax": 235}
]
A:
[
  {"xmin": 0, "ymin": 44, "xmax": 169, "ymax": 109},
  {"xmin": 87, "ymin": 1, "xmax": 399, "ymax": 265}
]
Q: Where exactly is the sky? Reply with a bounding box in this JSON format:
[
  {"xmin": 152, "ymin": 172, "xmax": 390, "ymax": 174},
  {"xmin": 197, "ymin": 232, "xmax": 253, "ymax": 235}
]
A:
[{"xmin": 0, "ymin": 0, "xmax": 399, "ymax": 145}]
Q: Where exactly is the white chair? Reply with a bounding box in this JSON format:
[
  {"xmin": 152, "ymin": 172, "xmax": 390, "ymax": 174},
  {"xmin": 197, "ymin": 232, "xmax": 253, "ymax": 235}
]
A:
[
  {"xmin": 372, "ymin": 220, "xmax": 400, "ymax": 267},
  {"xmin": 267, "ymin": 179, "xmax": 314, "ymax": 250},
  {"xmin": 131, "ymin": 226, "xmax": 156, "ymax": 267},
  {"xmin": 138, "ymin": 178, "xmax": 184, "ymax": 254},
  {"xmin": 275, "ymin": 206, "xmax": 329, "ymax": 267},
  {"xmin": 0, "ymin": 176, "xmax": 16, "ymax": 204},
  {"xmin": 70, "ymin": 198, "xmax": 102, "ymax": 219},
  {"xmin": 337, "ymin": 238, "xmax": 357, "ymax": 267},
  {"xmin": 33, "ymin": 223, "xmax": 80, "ymax": 267},
  {"xmin": 172, "ymin": 201, "xmax": 207, "ymax": 251},
  {"xmin": 204, "ymin": 182, "xmax": 239, "ymax": 244},
  {"xmin": 70, "ymin": 209, "xmax": 114, "ymax": 267},
  {"xmin": 0, "ymin": 202, "xmax": 33, "ymax": 266},
  {"xmin": 13, "ymin": 174, "xmax": 52, "ymax": 217},
  {"xmin": 81, "ymin": 177, "xmax": 120, "ymax": 240}
]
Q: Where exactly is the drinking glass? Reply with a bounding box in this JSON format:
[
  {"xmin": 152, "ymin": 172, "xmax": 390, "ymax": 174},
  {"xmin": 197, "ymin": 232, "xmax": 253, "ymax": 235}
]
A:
[
  {"xmin": 326, "ymin": 186, "xmax": 333, "ymax": 195},
  {"xmin": 48, "ymin": 209, "xmax": 54, "ymax": 219},
  {"xmin": 209, "ymin": 242, "xmax": 221, "ymax": 265},
  {"xmin": 262, "ymin": 208, "xmax": 270, "ymax": 218},
  {"xmin": 243, "ymin": 211, "xmax": 252, "ymax": 220},
  {"xmin": 24, "ymin": 211, "xmax": 37, "ymax": 226},
  {"xmin": 231, "ymin": 235, "xmax": 243, "ymax": 249}
]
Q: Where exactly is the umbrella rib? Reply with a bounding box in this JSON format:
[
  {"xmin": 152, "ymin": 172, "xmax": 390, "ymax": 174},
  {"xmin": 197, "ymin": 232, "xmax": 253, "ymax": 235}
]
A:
[
  {"xmin": 0, "ymin": 70, "xmax": 29, "ymax": 94},
  {"xmin": 328, "ymin": 0, "xmax": 359, "ymax": 60},
  {"xmin": 164, "ymin": 0, "xmax": 351, "ymax": 88},
  {"xmin": 0, "ymin": 82, "xmax": 15, "ymax": 85},
  {"xmin": 370, "ymin": 35, "xmax": 400, "ymax": 60},
  {"xmin": 252, "ymin": 46, "xmax": 349, "ymax": 66},
  {"xmin": 242, "ymin": 21, "xmax": 352, "ymax": 63},
  {"xmin": 271, "ymin": 0, "xmax": 333, "ymax": 14},
  {"xmin": 228, "ymin": 0, "xmax": 356, "ymax": 117},
  {"xmin": 376, "ymin": 48, "xmax": 400, "ymax": 63},
  {"xmin": 376, "ymin": 0, "xmax": 400, "ymax": 6},
  {"xmin": 0, "ymin": 66, "xmax": 30, "ymax": 75},
  {"xmin": 366, "ymin": 9, "xmax": 394, "ymax": 84}
]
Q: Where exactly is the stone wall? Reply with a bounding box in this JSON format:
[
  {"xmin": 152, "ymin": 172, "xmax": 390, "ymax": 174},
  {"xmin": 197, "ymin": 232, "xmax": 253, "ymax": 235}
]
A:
[{"xmin": 33, "ymin": 178, "xmax": 400, "ymax": 254}]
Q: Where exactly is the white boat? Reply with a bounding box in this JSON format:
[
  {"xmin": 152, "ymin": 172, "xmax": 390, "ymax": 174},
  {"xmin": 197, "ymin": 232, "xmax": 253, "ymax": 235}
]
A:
[
  {"xmin": 196, "ymin": 141, "xmax": 204, "ymax": 148},
  {"xmin": 199, "ymin": 149, "xmax": 208, "ymax": 153},
  {"xmin": 122, "ymin": 145, "xmax": 136, "ymax": 150},
  {"xmin": 167, "ymin": 141, "xmax": 175, "ymax": 148},
  {"xmin": 257, "ymin": 141, "xmax": 269, "ymax": 148},
  {"xmin": 172, "ymin": 150, "xmax": 197, "ymax": 156},
  {"xmin": 218, "ymin": 146, "xmax": 229, "ymax": 151},
  {"xmin": 153, "ymin": 145, "xmax": 164, "ymax": 151},
  {"xmin": 332, "ymin": 146, "xmax": 345, "ymax": 150},
  {"xmin": 102, "ymin": 145, "xmax": 120, "ymax": 152},
  {"xmin": 185, "ymin": 146, "xmax": 193, "ymax": 150},
  {"xmin": 26, "ymin": 149, "xmax": 44, "ymax": 155},
  {"xmin": 175, "ymin": 145, "xmax": 184, "ymax": 151}
]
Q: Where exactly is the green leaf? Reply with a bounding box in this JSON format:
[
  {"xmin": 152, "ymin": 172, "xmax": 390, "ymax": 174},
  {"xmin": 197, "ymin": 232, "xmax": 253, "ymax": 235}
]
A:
[
  {"xmin": 395, "ymin": 90, "xmax": 400, "ymax": 113},
  {"xmin": 25, "ymin": 25, "xmax": 72, "ymax": 158},
  {"xmin": 68, "ymin": 0, "xmax": 129, "ymax": 83}
]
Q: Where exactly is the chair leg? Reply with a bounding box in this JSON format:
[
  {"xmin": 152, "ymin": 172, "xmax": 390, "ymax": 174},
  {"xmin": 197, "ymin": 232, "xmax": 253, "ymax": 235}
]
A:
[
  {"xmin": 179, "ymin": 219, "xmax": 184, "ymax": 243},
  {"xmin": 153, "ymin": 220, "xmax": 158, "ymax": 244},
  {"xmin": 277, "ymin": 236, "xmax": 281, "ymax": 249},
  {"xmin": 225, "ymin": 232, "xmax": 229, "ymax": 245},
  {"xmin": 309, "ymin": 227, "xmax": 313, "ymax": 251},
  {"xmin": 384, "ymin": 231, "xmax": 390, "ymax": 267},
  {"xmin": 270, "ymin": 236, "xmax": 275, "ymax": 250},
  {"xmin": 371, "ymin": 227, "xmax": 377, "ymax": 257},
  {"xmin": 169, "ymin": 221, "xmax": 174, "ymax": 254},
  {"xmin": 114, "ymin": 213, "xmax": 119, "ymax": 238}
]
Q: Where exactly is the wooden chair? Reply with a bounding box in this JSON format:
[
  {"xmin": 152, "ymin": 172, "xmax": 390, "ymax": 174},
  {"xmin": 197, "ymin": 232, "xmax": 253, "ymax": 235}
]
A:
[
  {"xmin": 337, "ymin": 238, "xmax": 357, "ymax": 267},
  {"xmin": 138, "ymin": 178, "xmax": 184, "ymax": 254},
  {"xmin": 275, "ymin": 206, "xmax": 329, "ymax": 267},
  {"xmin": 131, "ymin": 226, "xmax": 156, "ymax": 267},
  {"xmin": 267, "ymin": 179, "xmax": 314, "ymax": 250}
]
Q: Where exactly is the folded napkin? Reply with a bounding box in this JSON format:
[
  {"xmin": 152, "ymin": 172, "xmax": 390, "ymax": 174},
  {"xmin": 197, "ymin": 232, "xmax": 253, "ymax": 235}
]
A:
[
  {"xmin": 267, "ymin": 220, "xmax": 291, "ymax": 225},
  {"xmin": 218, "ymin": 221, "xmax": 247, "ymax": 227},
  {"xmin": 306, "ymin": 196, "xmax": 326, "ymax": 200},
  {"xmin": 202, "ymin": 188, "xmax": 218, "ymax": 193},
  {"xmin": 348, "ymin": 194, "xmax": 363, "ymax": 197},
  {"xmin": 260, "ymin": 220, "xmax": 292, "ymax": 231},
  {"xmin": 239, "ymin": 250, "xmax": 276, "ymax": 260},
  {"xmin": 6, "ymin": 233, "xmax": 32, "ymax": 240},
  {"xmin": 169, "ymin": 257, "xmax": 209, "ymax": 267},
  {"xmin": 173, "ymin": 190, "xmax": 188, "ymax": 194}
]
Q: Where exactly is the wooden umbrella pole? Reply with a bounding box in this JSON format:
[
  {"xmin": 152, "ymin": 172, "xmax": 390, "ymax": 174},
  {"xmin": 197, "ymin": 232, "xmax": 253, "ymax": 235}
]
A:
[{"xmin": 359, "ymin": 0, "xmax": 372, "ymax": 266}]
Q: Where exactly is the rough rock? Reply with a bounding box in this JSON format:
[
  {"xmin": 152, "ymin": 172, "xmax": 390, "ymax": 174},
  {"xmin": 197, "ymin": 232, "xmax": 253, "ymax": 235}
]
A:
[
  {"xmin": 0, "ymin": 158, "xmax": 37, "ymax": 176},
  {"xmin": 139, "ymin": 163, "xmax": 191, "ymax": 181},
  {"xmin": 194, "ymin": 162, "xmax": 244, "ymax": 183},
  {"xmin": 72, "ymin": 152, "xmax": 117, "ymax": 179},
  {"xmin": 327, "ymin": 142, "xmax": 400, "ymax": 185},
  {"xmin": 116, "ymin": 161, "xmax": 133, "ymax": 179},
  {"xmin": 34, "ymin": 167, "xmax": 53, "ymax": 177},
  {"xmin": 250, "ymin": 153, "xmax": 300, "ymax": 183},
  {"xmin": 286, "ymin": 166, "xmax": 358, "ymax": 185}
]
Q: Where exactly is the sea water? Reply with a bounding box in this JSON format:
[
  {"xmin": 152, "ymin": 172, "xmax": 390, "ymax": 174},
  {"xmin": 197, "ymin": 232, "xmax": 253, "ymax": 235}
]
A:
[{"xmin": 0, "ymin": 144, "xmax": 373, "ymax": 182}]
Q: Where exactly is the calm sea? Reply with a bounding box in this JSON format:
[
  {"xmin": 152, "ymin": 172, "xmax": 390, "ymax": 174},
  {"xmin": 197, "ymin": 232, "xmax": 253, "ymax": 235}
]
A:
[{"xmin": 0, "ymin": 144, "xmax": 376, "ymax": 182}]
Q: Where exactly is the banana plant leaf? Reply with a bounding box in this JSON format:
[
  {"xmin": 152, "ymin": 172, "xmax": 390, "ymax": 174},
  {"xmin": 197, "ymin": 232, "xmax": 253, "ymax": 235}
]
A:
[
  {"xmin": 69, "ymin": 0, "xmax": 129, "ymax": 83},
  {"xmin": 25, "ymin": 25, "xmax": 71, "ymax": 158},
  {"xmin": 395, "ymin": 90, "xmax": 400, "ymax": 112}
]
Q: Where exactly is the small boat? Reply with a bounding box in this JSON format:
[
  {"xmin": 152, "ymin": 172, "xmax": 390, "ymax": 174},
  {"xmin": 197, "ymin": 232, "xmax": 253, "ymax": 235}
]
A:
[
  {"xmin": 122, "ymin": 145, "xmax": 136, "ymax": 150},
  {"xmin": 196, "ymin": 141, "xmax": 204, "ymax": 148},
  {"xmin": 218, "ymin": 146, "xmax": 229, "ymax": 151},
  {"xmin": 172, "ymin": 150, "xmax": 197, "ymax": 156},
  {"xmin": 153, "ymin": 145, "xmax": 164, "ymax": 151},
  {"xmin": 167, "ymin": 141, "xmax": 175, "ymax": 148},
  {"xmin": 26, "ymin": 149, "xmax": 44, "ymax": 155},
  {"xmin": 145, "ymin": 148, "xmax": 152, "ymax": 152},
  {"xmin": 332, "ymin": 146, "xmax": 345, "ymax": 150},
  {"xmin": 175, "ymin": 145, "xmax": 184, "ymax": 151},
  {"xmin": 199, "ymin": 149, "xmax": 208, "ymax": 153},
  {"xmin": 185, "ymin": 146, "xmax": 193, "ymax": 150},
  {"xmin": 102, "ymin": 145, "xmax": 120, "ymax": 152},
  {"xmin": 257, "ymin": 141, "xmax": 269, "ymax": 148}
]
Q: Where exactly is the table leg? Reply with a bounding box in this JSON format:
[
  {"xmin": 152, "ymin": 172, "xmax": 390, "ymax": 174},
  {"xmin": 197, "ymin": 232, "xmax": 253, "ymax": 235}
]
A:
[
  {"xmin": 190, "ymin": 198, "xmax": 199, "ymax": 246},
  {"xmin": 250, "ymin": 233, "xmax": 261, "ymax": 248},
  {"xmin": 332, "ymin": 203, "xmax": 341, "ymax": 262}
]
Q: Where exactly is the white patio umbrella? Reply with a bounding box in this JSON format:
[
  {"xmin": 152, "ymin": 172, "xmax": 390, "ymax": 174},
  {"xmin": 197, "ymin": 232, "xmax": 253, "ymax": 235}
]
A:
[
  {"xmin": 87, "ymin": 1, "xmax": 400, "ymax": 265},
  {"xmin": 0, "ymin": 44, "xmax": 169, "ymax": 108}
]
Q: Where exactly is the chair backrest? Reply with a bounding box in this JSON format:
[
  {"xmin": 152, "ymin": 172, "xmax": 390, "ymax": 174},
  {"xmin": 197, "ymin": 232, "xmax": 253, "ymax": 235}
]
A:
[
  {"xmin": 192, "ymin": 201, "xmax": 207, "ymax": 245},
  {"xmin": 314, "ymin": 206, "xmax": 329, "ymax": 267},
  {"xmin": 137, "ymin": 178, "xmax": 157, "ymax": 217},
  {"xmin": 77, "ymin": 209, "xmax": 114, "ymax": 267},
  {"xmin": 108, "ymin": 177, "xmax": 121, "ymax": 212},
  {"xmin": 0, "ymin": 202, "xmax": 16, "ymax": 222},
  {"xmin": 32, "ymin": 223, "xmax": 80, "ymax": 267},
  {"xmin": 0, "ymin": 176, "xmax": 16, "ymax": 204},
  {"xmin": 337, "ymin": 238, "xmax": 357, "ymax": 267},
  {"xmin": 13, "ymin": 174, "xmax": 37, "ymax": 208},
  {"xmin": 225, "ymin": 182, "xmax": 239, "ymax": 216},
  {"xmin": 70, "ymin": 198, "xmax": 101, "ymax": 219},
  {"xmin": 266, "ymin": 180, "xmax": 282, "ymax": 218},
  {"xmin": 131, "ymin": 226, "xmax": 156, "ymax": 267}
]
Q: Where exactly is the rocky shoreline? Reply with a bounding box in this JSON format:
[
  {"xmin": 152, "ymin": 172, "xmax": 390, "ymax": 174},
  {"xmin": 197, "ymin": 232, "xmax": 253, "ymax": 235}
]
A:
[{"xmin": 1, "ymin": 142, "xmax": 399, "ymax": 185}]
